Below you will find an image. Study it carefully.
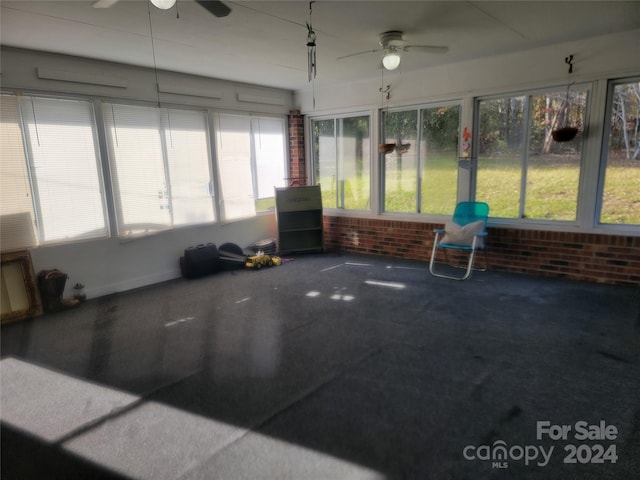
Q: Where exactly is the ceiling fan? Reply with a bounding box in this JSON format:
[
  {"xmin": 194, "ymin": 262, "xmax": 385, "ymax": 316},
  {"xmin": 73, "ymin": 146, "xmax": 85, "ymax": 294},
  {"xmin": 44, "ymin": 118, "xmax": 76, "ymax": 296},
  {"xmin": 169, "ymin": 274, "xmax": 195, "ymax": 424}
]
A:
[
  {"xmin": 93, "ymin": 0, "xmax": 231, "ymax": 18},
  {"xmin": 338, "ymin": 31, "xmax": 447, "ymax": 70}
]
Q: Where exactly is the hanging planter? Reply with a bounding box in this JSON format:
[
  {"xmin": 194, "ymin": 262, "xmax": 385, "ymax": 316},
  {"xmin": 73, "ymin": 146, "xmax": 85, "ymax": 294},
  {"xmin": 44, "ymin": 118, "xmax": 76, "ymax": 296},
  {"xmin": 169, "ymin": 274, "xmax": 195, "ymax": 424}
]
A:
[
  {"xmin": 552, "ymin": 126, "xmax": 578, "ymax": 142},
  {"xmin": 378, "ymin": 143, "xmax": 396, "ymax": 154},
  {"xmin": 396, "ymin": 143, "xmax": 411, "ymax": 154},
  {"xmin": 552, "ymin": 56, "xmax": 579, "ymax": 143},
  {"xmin": 378, "ymin": 81, "xmax": 397, "ymax": 154}
]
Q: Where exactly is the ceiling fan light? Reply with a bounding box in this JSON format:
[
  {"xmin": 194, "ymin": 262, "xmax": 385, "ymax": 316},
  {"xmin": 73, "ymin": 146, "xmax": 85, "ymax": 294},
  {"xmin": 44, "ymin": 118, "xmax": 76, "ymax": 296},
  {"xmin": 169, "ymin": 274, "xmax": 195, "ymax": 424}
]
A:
[
  {"xmin": 382, "ymin": 52, "xmax": 401, "ymax": 70},
  {"xmin": 150, "ymin": 0, "xmax": 176, "ymax": 10}
]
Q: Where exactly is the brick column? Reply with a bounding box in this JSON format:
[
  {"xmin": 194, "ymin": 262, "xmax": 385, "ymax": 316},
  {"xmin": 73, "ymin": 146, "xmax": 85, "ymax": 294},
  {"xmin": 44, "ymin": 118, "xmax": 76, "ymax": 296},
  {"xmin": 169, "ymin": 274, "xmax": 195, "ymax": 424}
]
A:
[{"xmin": 287, "ymin": 110, "xmax": 306, "ymax": 186}]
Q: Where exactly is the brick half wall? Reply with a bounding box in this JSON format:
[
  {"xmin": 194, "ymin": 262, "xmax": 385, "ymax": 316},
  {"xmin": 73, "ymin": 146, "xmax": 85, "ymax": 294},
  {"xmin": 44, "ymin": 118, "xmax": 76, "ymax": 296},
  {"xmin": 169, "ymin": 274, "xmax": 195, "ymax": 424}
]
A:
[
  {"xmin": 287, "ymin": 110, "xmax": 306, "ymax": 186},
  {"xmin": 323, "ymin": 215, "xmax": 640, "ymax": 285},
  {"xmin": 287, "ymin": 111, "xmax": 639, "ymax": 285}
]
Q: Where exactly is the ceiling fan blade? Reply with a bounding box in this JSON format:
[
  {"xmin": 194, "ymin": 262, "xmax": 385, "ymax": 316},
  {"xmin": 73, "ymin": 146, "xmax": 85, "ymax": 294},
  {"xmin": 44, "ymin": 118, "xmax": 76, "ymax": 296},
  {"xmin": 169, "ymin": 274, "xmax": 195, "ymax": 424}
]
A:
[
  {"xmin": 405, "ymin": 45, "xmax": 449, "ymax": 54},
  {"xmin": 195, "ymin": 1, "xmax": 231, "ymax": 17},
  {"xmin": 337, "ymin": 49, "xmax": 381, "ymax": 61},
  {"xmin": 92, "ymin": 0, "xmax": 120, "ymax": 8}
]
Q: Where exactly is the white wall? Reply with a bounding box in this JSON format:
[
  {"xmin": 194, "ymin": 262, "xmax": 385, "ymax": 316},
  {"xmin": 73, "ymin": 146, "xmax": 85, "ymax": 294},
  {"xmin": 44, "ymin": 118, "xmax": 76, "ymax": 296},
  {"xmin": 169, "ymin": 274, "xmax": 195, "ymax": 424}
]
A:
[
  {"xmin": 294, "ymin": 29, "xmax": 640, "ymax": 115},
  {"xmin": 1, "ymin": 47, "xmax": 294, "ymax": 114},
  {"xmin": 293, "ymin": 28, "xmax": 640, "ymax": 235},
  {"xmin": 28, "ymin": 215, "xmax": 277, "ymax": 300},
  {"xmin": 1, "ymin": 47, "xmax": 291, "ymax": 299}
]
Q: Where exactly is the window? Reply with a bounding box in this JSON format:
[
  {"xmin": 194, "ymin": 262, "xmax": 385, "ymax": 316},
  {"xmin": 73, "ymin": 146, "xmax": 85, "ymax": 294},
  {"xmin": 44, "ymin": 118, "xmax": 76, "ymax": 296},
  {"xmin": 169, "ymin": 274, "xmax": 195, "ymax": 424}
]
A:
[
  {"xmin": 384, "ymin": 110, "xmax": 418, "ymax": 212},
  {"xmin": 421, "ymin": 106, "xmax": 461, "ymax": 214},
  {"xmin": 1, "ymin": 94, "xmax": 37, "ymax": 251},
  {"xmin": 103, "ymin": 103, "xmax": 214, "ymax": 236},
  {"xmin": 599, "ymin": 78, "xmax": 640, "ymax": 225},
  {"xmin": 215, "ymin": 113, "xmax": 253, "ymax": 220},
  {"xmin": 383, "ymin": 104, "xmax": 460, "ymax": 214},
  {"xmin": 312, "ymin": 115, "xmax": 370, "ymax": 210},
  {"xmin": 253, "ymin": 117, "xmax": 287, "ymax": 210},
  {"xmin": 476, "ymin": 86, "xmax": 589, "ymax": 220},
  {"xmin": 0, "ymin": 94, "xmax": 107, "ymax": 248},
  {"xmin": 214, "ymin": 113, "xmax": 287, "ymax": 220}
]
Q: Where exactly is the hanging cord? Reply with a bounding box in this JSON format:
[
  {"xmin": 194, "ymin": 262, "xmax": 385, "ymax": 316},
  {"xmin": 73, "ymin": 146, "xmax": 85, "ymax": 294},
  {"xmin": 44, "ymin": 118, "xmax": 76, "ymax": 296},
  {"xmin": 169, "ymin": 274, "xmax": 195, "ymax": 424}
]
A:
[
  {"xmin": 111, "ymin": 104, "xmax": 119, "ymax": 147},
  {"xmin": 29, "ymin": 97, "xmax": 41, "ymax": 147},
  {"xmin": 560, "ymin": 81, "xmax": 576, "ymax": 128},
  {"xmin": 147, "ymin": 2, "xmax": 162, "ymax": 108},
  {"xmin": 560, "ymin": 54, "xmax": 575, "ymax": 128},
  {"xmin": 551, "ymin": 55, "xmax": 579, "ymax": 141},
  {"xmin": 378, "ymin": 69, "xmax": 392, "ymax": 148},
  {"xmin": 379, "ymin": 68, "xmax": 390, "ymax": 113},
  {"xmin": 166, "ymin": 109, "xmax": 174, "ymax": 148},
  {"xmin": 16, "ymin": 93, "xmax": 33, "ymax": 196},
  {"xmin": 257, "ymin": 117, "xmax": 262, "ymax": 148}
]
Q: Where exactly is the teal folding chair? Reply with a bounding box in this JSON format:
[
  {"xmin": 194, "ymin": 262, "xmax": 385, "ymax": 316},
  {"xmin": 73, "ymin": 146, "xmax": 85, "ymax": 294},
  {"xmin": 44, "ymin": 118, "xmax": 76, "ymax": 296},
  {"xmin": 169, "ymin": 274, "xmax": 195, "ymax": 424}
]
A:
[{"xmin": 429, "ymin": 201, "xmax": 490, "ymax": 280}]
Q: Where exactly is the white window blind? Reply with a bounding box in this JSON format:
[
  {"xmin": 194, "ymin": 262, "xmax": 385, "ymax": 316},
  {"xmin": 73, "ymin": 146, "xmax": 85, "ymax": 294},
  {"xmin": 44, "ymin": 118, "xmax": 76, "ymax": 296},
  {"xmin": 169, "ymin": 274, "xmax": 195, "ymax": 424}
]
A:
[
  {"xmin": 0, "ymin": 95, "xmax": 37, "ymax": 251},
  {"xmin": 15, "ymin": 95, "xmax": 107, "ymax": 244},
  {"xmin": 103, "ymin": 103, "xmax": 214, "ymax": 236},
  {"xmin": 164, "ymin": 109, "xmax": 215, "ymax": 226},
  {"xmin": 253, "ymin": 117, "xmax": 286, "ymax": 200},
  {"xmin": 215, "ymin": 113, "xmax": 255, "ymax": 220}
]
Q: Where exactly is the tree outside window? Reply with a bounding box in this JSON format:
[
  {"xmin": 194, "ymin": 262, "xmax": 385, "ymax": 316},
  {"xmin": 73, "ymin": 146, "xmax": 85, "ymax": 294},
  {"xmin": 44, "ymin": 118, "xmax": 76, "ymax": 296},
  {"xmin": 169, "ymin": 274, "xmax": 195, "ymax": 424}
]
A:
[
  {"xmin": 599, "ymin": 79, "xmax": 640, "ymax": 225},
  {"xmin": 312, "ymin": 115, "xmax": 370, "ymax": 210},
  {"xmin": 383, "ymin": 104, "xmax": 460, "ymax": 214},
  {"xmin": 476, "ymin": 86, "xmax": 588, "ymax": 220}
]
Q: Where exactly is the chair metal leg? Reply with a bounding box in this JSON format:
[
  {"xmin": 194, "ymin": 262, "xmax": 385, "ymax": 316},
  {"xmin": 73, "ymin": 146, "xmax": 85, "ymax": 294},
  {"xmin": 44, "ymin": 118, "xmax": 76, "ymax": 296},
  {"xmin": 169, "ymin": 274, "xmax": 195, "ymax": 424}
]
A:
[
  {"xmin": 429, "ymin": 236, "xmax": 482, "ymax": 281},
  {"xmin": 479, "ymin": 247, "xmax": 488, "ymax": 272}
]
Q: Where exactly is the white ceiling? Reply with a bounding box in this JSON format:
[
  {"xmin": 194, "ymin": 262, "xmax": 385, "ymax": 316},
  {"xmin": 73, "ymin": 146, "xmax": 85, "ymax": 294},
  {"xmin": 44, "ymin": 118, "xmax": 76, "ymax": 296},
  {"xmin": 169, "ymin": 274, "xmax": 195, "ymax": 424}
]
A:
[{"xmin": 1, "ymin": 1, "xmax": 639, "ymax": 91}]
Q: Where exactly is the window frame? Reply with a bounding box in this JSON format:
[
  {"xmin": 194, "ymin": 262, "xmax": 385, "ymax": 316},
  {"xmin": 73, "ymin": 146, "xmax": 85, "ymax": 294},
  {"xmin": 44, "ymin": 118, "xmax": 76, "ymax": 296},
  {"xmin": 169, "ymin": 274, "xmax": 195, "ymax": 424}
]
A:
[
  {"xmin": 309, "ymin": 111, "xmax": 372, "ymax": 211},
  {"xmin": 212, "ymin": 111, "xmax": 289, "ymax": 222},
  {"xmin": 1, "ymin": 89, "xmax": 291, "ymax": 249},
  {"xmin": 380, "ymin": 100, "xmax": 462, "ymax": 215},
  {"xmin": 472, "ymin": 82, "xmax": 593, "ymax": 226},
  {"xmin": 595, "ymin": 76, "xmax": 640, "ymax": 230},
  {"xmin": 103, "ymin": 101, "xmax": 217, "ymax": 237},
  {"xmin": 6, "ymin": 93, "xmax": 110, "ymax": 246}
]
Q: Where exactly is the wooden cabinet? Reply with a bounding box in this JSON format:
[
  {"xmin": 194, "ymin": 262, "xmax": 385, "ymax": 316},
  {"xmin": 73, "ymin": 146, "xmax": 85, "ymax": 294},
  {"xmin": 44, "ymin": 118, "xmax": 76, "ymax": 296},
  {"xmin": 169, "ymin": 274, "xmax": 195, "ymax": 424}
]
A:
[{"xmin": 275, "ymin": 185, "xmax": 323, "ymax": 254}]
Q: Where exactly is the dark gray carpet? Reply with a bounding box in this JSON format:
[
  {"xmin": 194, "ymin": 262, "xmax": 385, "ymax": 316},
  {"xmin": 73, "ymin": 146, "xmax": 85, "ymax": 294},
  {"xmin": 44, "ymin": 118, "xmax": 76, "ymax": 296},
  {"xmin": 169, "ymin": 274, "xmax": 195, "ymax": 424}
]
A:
[{"xmin": 2, "ymin": 252, "xmax": 639, "ymax": 479}]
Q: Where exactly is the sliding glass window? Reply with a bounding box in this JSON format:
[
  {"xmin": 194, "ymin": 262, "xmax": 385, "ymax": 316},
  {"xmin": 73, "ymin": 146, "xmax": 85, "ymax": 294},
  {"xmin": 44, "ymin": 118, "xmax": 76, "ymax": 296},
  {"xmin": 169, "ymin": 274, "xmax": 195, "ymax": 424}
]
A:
[
  {"xmin": 382, "ymin": 103, "xmax": 460, "ymax": 214},
  {"xmin": 312, "ymin": 115, "xmax": 370, "ymax": 210},
  {"xmin": 476, "ymin": 85, "xmax": 589, "ymax": 220},
  {"xmin": 598, "ymin": 78, "xmax": 640, "ymax": 226},
  {"xmin": 103, "ymin": 103, "xmax": 214, "ymax": 236},
  {"xmin": 214, "ymin": 113, "xmax": 287, "ymax": 220}
]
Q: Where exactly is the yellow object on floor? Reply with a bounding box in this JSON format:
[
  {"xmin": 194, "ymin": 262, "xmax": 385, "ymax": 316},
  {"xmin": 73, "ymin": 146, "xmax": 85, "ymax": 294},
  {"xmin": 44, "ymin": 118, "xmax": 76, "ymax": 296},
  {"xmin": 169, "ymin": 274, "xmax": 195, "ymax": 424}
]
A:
[{"xmin": 245, "ymin": 253, "xmax": 282, "ymax": 269}]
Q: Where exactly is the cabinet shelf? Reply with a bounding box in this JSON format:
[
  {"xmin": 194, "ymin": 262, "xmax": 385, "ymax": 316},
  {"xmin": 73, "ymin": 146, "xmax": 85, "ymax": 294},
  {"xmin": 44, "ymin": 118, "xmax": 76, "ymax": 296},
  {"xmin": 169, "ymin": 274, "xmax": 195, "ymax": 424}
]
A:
[{"xmin": 275, "ymin": 186, "xmax": 323, "ymax": 255}]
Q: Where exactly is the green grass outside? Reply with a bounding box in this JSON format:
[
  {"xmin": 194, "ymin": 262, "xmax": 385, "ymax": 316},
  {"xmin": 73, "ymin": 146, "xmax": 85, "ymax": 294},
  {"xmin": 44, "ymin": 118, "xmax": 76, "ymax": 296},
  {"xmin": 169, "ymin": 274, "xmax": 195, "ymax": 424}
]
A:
[
  {"xmin": 478, "ymin": 154, "xmax": 640, "ymax": 223},
  {"xmin": 316, "ymin": 153, "xmax": 640, "ymax": 225},
  {"xmin": 385, "ymin": 153, "xmax": 458, "ymax": 214},
  {"xmin": 256, "ymin": 197, "xmax": 275, "ymax": 211},
  {"xmin": 477, "ymin": 154, "xmax": 581, "ymax": 220},
  {"xmin": 601, "ymin": 157, "xmax": 640, "ymax": 224},
  {"xmin": 317, "ymin": 177, "xmax": 371, "ymax": 210}
]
